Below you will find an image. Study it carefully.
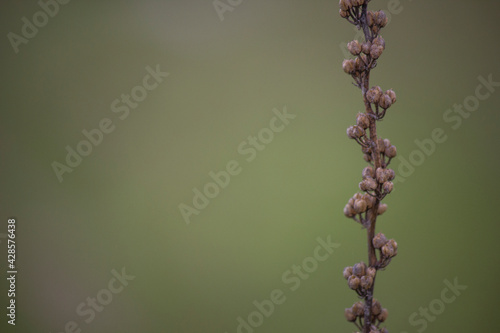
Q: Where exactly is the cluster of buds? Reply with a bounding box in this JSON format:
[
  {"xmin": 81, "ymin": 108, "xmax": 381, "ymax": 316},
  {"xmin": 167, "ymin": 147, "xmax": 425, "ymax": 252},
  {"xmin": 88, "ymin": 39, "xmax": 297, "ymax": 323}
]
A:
[
  {"xmin": 359, "ymin": 165, "xmax": 395, "ymax": 199},
  {"xmin": 339, "ymin": 0, "xmax": 368, "ymax": 22},
  {"xmin": 345, "ymin": 299, "xmax": 389, "ymax": 332},
  {"xmin": 373, "ymin": 233, "xmax": 398, "ymax": 268},
  {"xmin": 343, "ymin": 262, "xmax": 376, "ymax": 296},
  {"xmin": 366, "ymin": 84, "xmax": 396, "ymax": 119},
  {"xmin": 361, "ymin": 138, "xmax": 397, "ymax": 167},
  {"xmin": 367, "ymin": 10, "xmax": 388, "ymax": 35}
]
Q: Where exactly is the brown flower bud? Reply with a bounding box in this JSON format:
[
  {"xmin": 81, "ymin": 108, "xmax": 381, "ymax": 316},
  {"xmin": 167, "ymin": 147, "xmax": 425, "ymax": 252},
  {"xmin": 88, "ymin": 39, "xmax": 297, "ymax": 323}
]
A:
[
  {"xmin": 339, "ymin": 9, "xmax": 349, "ymax": 18},
  {"xmin": 366, "ymin": 267, "xmax": 376, "ymax": 278},
  {"xmin": 381, "ymin": 243, "xmax": 396, "ymax": 258},
  {"xmin": 383, "ymin": 181, "xmax": 393, "ymax": 193},
  {"xmin": 348, "ymin": 40, "xmax": 362, "ymax": 56},
  {"xmin": 388, "ymin": 239, "xmax": 398, "ymax": 253},
  {"xmin": 383, "ymin": 138, "xmax": 391, "ymax": 149},
  {"xmin": 354, "ymin": 57, "xmax": 365, "ymax": 72},
  {"xmin": 352, "ymin": 301, "xmax": 364, "ymax": 316},
  {"xmin": 344, "ymin": 307, "xmax": 357, "ymax": 322},
  {"xmin": 377, "ymin": 11, "xmax": 388, "ymax": 27},
  {"xmin": 352, "ymin": 262, "xmax": 366, "ymax": 277},
  {"xmin": 377, "ymin": 138, "xmax": 385, "ymax": 153},
  {"xmin": 339, "ymin": 0, "xmax": 352, "ymax": 11},
  {"xmin": 386, "ymin": 89, "xmax": 396, "ymax": 104},
  {"xmin": 342, "ymin": 59, "xmax": 355, "ymax": 74},
  {"xmin": 385, "ymin": 145, "xmax": 397, "ymax": 158},
  {"xmin": 385, "ymin": 168, "xmax": 395, "ymax": 181},
  {"xmin": 361, "ymin": 41, "xmax": 371, "ymax": 54},
  {"xmin": 353, "ymin": 193, "xmax": 363, "ymax": 200},
  {"xmin": 373, "ymin": 36, "xmax": 385, "ymax": 49},
  {"xmin": 363, "ymin": 193, "xmax": 375, "ymax": 208},
  {"xmin": 379, "ymin": 94, "xmax": 392, "ymax": 109},
  {"xmin": 376, "ymin": 167, "xmax": 388, "ymax": 183},
  {"xmin": 377, "ymin": 203, "xmax": 388, "ymax": 215},
  {"xmin": 360, "ymin": 275, "xmax": 373, "ymax": 289},
  {"xmin": 367, "ymin": 11, "xmax": 375, "ymax": 26},
  {"xmin": 371, "ymin": 299, "xmax": 382, "ymax": 316},
  {"xmin": 371, "ymin": 25, "xmax": 380, "ymax": 35},
  {"xmin": 356, "ymin": 112, "xmax": 370, "ymax": 129},
  {"xmin": 366, "ymin": 86, "xmax": 383, "ymax": 104},
  {"xmin": 372, "ymin": 232, "xmax": 388, "ymax": 249},
  {"xmin": 346, "ymin": 126, "xmax": 359, "ymax": 139},
  {"xmin": 360, "ymin": 177, "xmax": 377, "ymax": 191},
  {"xmin": 344, "ymin": 204, "xmax": 355, "ymax": 217},
  {"xmin": 370, "ymin": 45, "xmax": 383, "ymax": 59},
  {"xmin": 343, "ymin": 266, "xmax": 353, "ymax": 279},
  {"xmin": 353, "ymin": 199, "xmax": 367, "ymax": 213},
  {"xmin": 362, "ymin": 166, "xmax": 375, "ymax": 179},
  {"xmin": 378, "ymin": 308, "xmax": 389, "ymax": 322},
  {"xmin": 348, "ymin": 275, "xmax": 360, "ymax": 290}
]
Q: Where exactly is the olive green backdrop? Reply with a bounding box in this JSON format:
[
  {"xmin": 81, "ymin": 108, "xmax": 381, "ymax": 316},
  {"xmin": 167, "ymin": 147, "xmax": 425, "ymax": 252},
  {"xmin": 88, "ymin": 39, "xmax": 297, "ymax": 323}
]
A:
[{"xmin": 1, "ymin": 0, "xmax": 499, "ymax": 332}]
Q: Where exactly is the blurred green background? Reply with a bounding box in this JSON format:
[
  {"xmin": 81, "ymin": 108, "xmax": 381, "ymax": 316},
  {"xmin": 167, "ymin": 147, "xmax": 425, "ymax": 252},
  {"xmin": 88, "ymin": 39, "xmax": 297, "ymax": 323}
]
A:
[{"xmin": 1, "ymin": 0, "xmax": 499, "ymax": 332}]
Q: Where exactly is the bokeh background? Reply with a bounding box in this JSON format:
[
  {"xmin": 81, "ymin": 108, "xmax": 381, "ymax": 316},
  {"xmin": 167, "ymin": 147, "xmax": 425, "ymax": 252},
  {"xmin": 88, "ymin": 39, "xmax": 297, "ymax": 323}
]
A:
[{"xmin": 1, "ymin": 0, "xmax": 500, "ymax": 332}]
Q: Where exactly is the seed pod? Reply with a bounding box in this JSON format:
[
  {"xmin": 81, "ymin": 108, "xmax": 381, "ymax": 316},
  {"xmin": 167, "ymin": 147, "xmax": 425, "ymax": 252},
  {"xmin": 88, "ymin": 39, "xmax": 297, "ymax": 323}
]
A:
[
  {"xmin": 354, "ymin": 199, "xmax": 367, "ymax": 213},
  {"xmin": 377, "ymin": 203, "xmax": 388, "ymax": 215},
  {"xmin": 376, "ymin": 167, "xmax": 388, "ymax": 183},
  {"xmin": 377, "ymin": 138, "xmax": 386, "ymax": 153},
  {"xmin": 348, "ymin": 197, "xmax": 355, "ymax": 207},
  {"xmin": 354, "ymin": 57, "xmax": 365, "ymax": 72},
  {"xmin": 348, "ymin": 40, "xmax": 362, "ymax": 56},
  {"xmin": 372, "ymin": 232, "xmax": 388, "ymax": 249},
  {"xmin": 365, "ymin": 177, "xmax": 378, "ymax": 191},
  {"xmin": 385, "ymin": 168, "xmax": 395, "ymax": 181},
  {"xmin": 371, "ymin": 299, "xmax": 382, "ymax": 316},
  {"xmin": 377, "ymin": 11, "xmax": 388, "ymax": 27},
  {"xmin": 348, "ymin": 275, "xmax": 360, "ymax": 290},
  {"xmin": 356, "ymin": 112, "xmax": 370, "ymax": 129},
  {"xmin": 366, "ymin": 86, "xmax": 383, "ymax": 104},
  {"xmin": 339, "ymin": 0, "xmax": 352, "ymax": 11},
  {"xmin": 381, "ymin": 243, "xmax": 396, "ymax": 258},
  {"xmin": 344, "ymin": 307, "xmax": 357, "ymax": 322},
  {"xmin": 373, "ymin": 36, "xmax": 386, "ymax": 49},
  {"xmin": 342, "ymin": 59, "xmax": 355, "ymax": 74},
  {"xmin": 388, "ymin": 239, "xmax": 398, "ymax": 253},
  {"xmin": 361, "ymin": 41, "xmax": 371, "ymax": 54},
  {"xmin": 370, "ymin": 45, "xmax": 383, "ymax": 59},
  {"xmin": 383, "ymin": 138, "xmax": 391, "ymax": 148},
  {"xmin": 371, "ymin": 25, "xmax": 380, "ymax": 35},
  {"xmin": 351, "ymin": 125, "xmax": 365, "ymax": 138},
  {"xmin": 366, "ymin": 267, "xmax": 376, "ymax": 278},
  {"xmin": 353, "ymin": 193, "xmax": 363, "ymax": 200},
  {"xmin": 383, "ymin": 181, "xmax": 393, "ymax": 193},
  {"xmin": 363, "ymin": 193, "xmax": 375, "ymax": 208},
  {"xmin": 361, "ymin": 145, "xmax": 372, "ymax": 154},
  {"xmin": 385, "ymin": 145, "xmax": 397, "ymax": 158},
  {"xmin": 339, "ymin": 9, "xmax": 348, "ymax": 18},
  {"xmin": 344, "ymin": 204, "xmax": 355, "ymax": 217},
  {"xmin": 362, "ymin": 166, "xmax": 375, "ymax": 179},
  {"xmin": 363, "ymin": 153, "xmax": 372, "ymax": 163},
  {"xmin": 378, "ymin": 308, "xmax": 389, "ymax": 322},
  {"xmin": 352, "ymin": 301, "xmax": 364, "ymax": 316},
  {"xmin": 379, "ymin": 94, "xmax": 392, "ymax": 109},
  {"xmin": 353, "ymin": 262, "xmax": 366, "ymax": 277},
  {"xmin": 360, "ymin": 275, "xmax": 373, "ymax": 289},
  {"xmin": 367, "ymin": 11, "xmax": 375, "ymax": 26},
  {"xmin": 386, "ymin": 89, "xmax": 397, "ymax": 104},
  {"xmin": 346, "ymin": 126, "xmax": 356, "ymax": 139},
  {"xmin": 343, "ymin": 266, "xmax": 353, "ymax": 279}
]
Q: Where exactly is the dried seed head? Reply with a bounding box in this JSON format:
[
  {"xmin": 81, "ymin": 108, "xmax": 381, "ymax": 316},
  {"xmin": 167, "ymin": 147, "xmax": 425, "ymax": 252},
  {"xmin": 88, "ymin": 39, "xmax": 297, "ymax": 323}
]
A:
[
  {"xmin": 348, "ymin": 275, "xmax": 360, "ymax": 290},
  {"xmin": 386, "ymin": 89, "xmax": 397, "ymax": 104},
  {"xmin": 366, "ymin": 267, "xmax": 376, "ymax": 278},
  {"xmin": 377, "ymin": 203, "xmax": 388, "ymax": 215},
  {"xmin": 373, "ymin": 36, "xmax": 386, "ymax": 49},
  {"xmin": 385, "ymin": 145, "xmax": 397, "ymax": 158},
  {"xmin": 339, "ymin": 0, "xmax": 352, "ymax": 11},
  {"xmin": 362, "ymin": 166, "xmax": 375, "ymax": 179},
  {"xmin": 379, "ymin": 94, "xmax": 393, "ymax": 109},
  {"xmin": 363, "ymin": 193, "xmax": 375, "ymax": 208},
  {"xmin": 367, "ymin": 11, "xmax": 375, "ymax": 26},
  {"xmin": 353, "ymin": 262, "xmax": 366, "ymax": 277},
  {"xmin": 377, "ymin": 11, "xmax": 388, "ymax": 27},
  {"xmin": 359, "ymin": 177, "xmax": 377, "ymax": 191},
  {"xmin": 352, "ymin": 301, "xmax": 364, "ymax": 316},
  {"xmin": 346, "ymin": 126, "xmax": 356, "ymax": 139},
  {"xmin": 353, "ymin": 199, "xmax": 367, "ymax": 213},
  {"xmin": 388, "ymin": 239, "xmax": 398, "ymax": 252},
  {"xmin": 370, "ymin": 45, "xmax": 384, "ymax": 59},
  {"xmin": 353, "ymin": 193, "xmax": 363, "ymax": 200},
  {"xmin": 342, "ymin": 59, "xmax": 355, "ymax": 74},
  {"xmin": 344, "ymin": 307, "xmax": 357, "ymax": 322},
  {"xmin": 343, "ymin": 266, "xmax": 353, "ymax": 279},
  {"xmin": 371, "ymin": 299, "xmax": 382, "ymax": 316},
  {"xmin": 344, "ymin": 204, "xmax": 355, "ymax": 217},
  {"xmin": 383, "ymin": 181, "xmax": 393, "ymax": 193},
  {"xmin": 339, "ymin": 9, "xmax": 349, "ymax": 18},
  {"xmin": 376, "ymin": 167, "xmax": 388, "ymax": 183},
  {"xmin": 383, "ymin": 138, "xmax": 391, "ymax": 148},
  {"xmin": 360, "ymin": 275, "xmax": 373, "ymax": 289},
  {"xmin": 381, "ymin": 243, "xmax": 396, "ymax": 258},
  {"xmin": 385, "ymin": 168, "xmax": 395, "ymax": 181},
  {"xmin": 372, "ymin": 232, "xmax": 388, "ymax": 249},
  {"xmin": 356, "ymin": 112, "xmax": 370, "ymax": 129},
  {"xmin": 348, "ymin": 40, "xmax": 362, "ymax": 56},
  {"xmin": 378, "ymin": 308, "xmax": 389, "ymax": 322},
  {"xmin": 366, "ymin": 86, "xmax": 383, "ymax": 104},
  {"xmin": 354, "ymin": 57, "xmax": 365, "ymax": 72},
  {"xmin": 377, "ymin": 138, "xmax": 386, "ymax": 153},
  {"xmin": 361, "ymin": 41, "xmax": 372, "ymax": 54}
]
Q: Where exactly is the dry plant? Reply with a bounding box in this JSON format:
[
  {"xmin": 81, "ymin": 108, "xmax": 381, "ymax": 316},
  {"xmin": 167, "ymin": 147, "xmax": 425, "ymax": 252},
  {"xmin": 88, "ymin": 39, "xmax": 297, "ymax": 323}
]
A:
[{"xmin": 338, "ymin": 1, "xmax": 399, "ymax": 332}]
